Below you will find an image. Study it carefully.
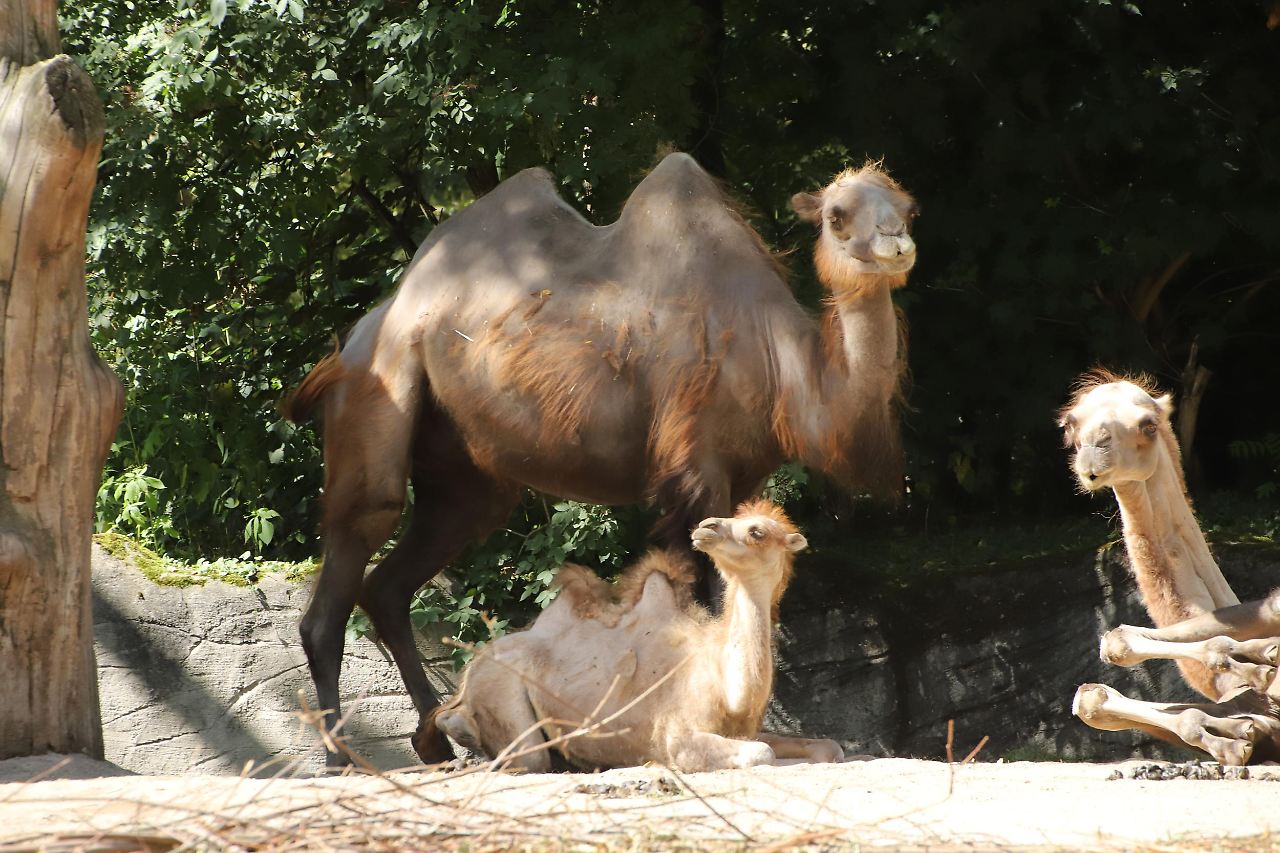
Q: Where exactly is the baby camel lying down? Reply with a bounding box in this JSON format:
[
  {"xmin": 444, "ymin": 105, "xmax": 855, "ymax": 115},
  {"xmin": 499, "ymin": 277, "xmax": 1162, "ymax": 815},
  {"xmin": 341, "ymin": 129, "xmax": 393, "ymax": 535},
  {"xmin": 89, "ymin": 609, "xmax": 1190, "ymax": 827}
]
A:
[{"xmin": 429, "ymin": 500, "xmax": 843, "ymax": 771}]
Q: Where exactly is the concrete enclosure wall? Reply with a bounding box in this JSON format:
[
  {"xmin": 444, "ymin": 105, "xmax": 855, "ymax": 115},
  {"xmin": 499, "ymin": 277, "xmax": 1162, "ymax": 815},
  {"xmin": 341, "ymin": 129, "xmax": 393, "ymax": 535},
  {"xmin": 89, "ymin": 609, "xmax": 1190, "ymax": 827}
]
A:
[{"xmin": 92, "ymin": 541, "xmax": 1280, "ymax": 774}]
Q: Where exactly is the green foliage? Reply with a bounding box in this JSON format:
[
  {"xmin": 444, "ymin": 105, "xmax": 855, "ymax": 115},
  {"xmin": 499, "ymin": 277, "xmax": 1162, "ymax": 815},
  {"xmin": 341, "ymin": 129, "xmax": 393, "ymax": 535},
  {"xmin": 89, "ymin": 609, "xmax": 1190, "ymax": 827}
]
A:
[
  {"xmin": 349, "ymin": 498, "xmax": 651, "ymax": 665},
  {"xmin": 763, "ymin": 462, "xmax": 810, "ymax": 508},
  {"xmin": 1229, "ymin": 435, "xmax": 1280, "ymax": 501},
  {"xmin": 95, "ymin": 531, "xmax": 317, "ymax": 587},
  {"xmin": 62, "ymin": 0, "xmax": 1280, "ymax": 632}
]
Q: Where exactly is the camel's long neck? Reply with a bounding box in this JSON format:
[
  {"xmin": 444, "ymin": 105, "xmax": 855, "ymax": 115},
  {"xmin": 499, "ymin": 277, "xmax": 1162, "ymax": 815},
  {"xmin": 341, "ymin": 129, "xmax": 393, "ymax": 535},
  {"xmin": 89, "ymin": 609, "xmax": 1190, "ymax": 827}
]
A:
[
  {"xmin": 829, "ymin": 282, "xmax": 900, "ymax": 399},
  {"xmin": 1112, "ymin": 432, "xmax": 1238, "ymax": 627},
  {"xmin": 774, "ymin": 265, "xmax": 903, "ymax": 493},
  {"xmin": 716, "ymin": 572, "xmax": 777, "ymax": 729}
]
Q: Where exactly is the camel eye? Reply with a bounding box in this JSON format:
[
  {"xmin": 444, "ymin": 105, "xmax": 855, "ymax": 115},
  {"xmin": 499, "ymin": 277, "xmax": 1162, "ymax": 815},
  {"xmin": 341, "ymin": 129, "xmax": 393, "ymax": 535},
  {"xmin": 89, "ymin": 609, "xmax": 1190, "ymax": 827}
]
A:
[
  {"xmin": 1140, "ymin": 418, "xmax": 1158, "ymax": 438},
  {"xmin": 828, "ymin": 206, "xmax": 845, "ymax": 228},
  {"xmin": 749, "ymin": 526, "xmax": 765, "ymax": 541}
]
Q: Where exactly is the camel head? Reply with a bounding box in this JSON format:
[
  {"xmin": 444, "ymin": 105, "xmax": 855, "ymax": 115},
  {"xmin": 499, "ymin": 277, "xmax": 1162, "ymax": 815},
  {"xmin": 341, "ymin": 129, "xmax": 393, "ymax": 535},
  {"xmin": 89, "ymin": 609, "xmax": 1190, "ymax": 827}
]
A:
[
  {"xmin": 1059, "ymin": 371, "xmax": 1175, "ymax": 492},
  {"xmin": 791, "ymin": 163, "xmax": 918, "ymax": 292},
  {"xmin": 690, "ymin": 499, "xmax": 807, "ymax": 586}
]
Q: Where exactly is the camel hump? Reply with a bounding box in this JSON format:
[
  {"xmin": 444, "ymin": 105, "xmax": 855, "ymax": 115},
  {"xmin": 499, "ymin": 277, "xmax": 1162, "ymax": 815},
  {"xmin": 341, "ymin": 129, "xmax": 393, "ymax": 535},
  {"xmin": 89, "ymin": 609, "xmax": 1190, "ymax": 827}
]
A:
[
  {"xmin": 613, "ymin": 548, "xmax": 697, "ymax": 613},
  {"xmin": 280, "ymin": 344, "xmax": 345, "ymax": 423},
  {"xmin": 553, "ymin": 563, "xmax": 616, "ymax": 621},
  {"xmin": 650, "ymin": 151, "xmax": 712, "ymax": 183},
  {"xmin": 628, "ymin": 152, "xmax": 720, "ymax": 206},
  {"xmin": 507, "ymin": 165, "xmax": 557, "ymax": 188}
]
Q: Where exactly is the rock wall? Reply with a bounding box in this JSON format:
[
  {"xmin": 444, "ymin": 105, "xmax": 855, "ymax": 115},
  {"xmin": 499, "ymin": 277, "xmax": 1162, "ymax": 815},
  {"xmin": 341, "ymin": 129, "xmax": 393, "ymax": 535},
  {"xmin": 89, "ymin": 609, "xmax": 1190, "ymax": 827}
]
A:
[
  {"xmin": 92, "ymin": 545, "xmax": 455, "ymax": 775},
  {"xmin": 93, "ymin": 540, "xmax": 1280, "ymax": 774},
  {"xmin": 770, "ymin": 541, "xmax": 1280, "ymax": 761}
]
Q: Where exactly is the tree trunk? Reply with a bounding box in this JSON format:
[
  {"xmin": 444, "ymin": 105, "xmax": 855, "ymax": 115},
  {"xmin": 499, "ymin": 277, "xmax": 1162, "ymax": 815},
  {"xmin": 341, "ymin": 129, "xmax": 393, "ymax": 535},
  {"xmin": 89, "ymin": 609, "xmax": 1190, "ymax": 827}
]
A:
[{"xmin": 0, "ymin": 0, "xmax": 122, "ymax": 758}]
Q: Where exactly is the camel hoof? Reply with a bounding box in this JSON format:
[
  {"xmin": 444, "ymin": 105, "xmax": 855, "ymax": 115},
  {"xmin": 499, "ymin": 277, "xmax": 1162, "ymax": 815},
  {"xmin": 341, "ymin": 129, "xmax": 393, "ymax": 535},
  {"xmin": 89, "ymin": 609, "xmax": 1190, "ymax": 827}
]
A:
[
  {"xmin": 323, "ymin": 748, "xmax": 354, "ymax": 770},
  {"xmin": 1217, "ymin": 739, "xmax": 1254, "ymax": 767}
]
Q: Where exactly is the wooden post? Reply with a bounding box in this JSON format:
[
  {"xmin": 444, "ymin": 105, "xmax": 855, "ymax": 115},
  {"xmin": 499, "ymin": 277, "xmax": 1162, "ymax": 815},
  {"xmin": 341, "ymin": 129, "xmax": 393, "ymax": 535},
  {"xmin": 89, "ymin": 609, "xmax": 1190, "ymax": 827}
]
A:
[{"xmin": 0, "ymin": 0, "xmax": 123, "ymax": 758}]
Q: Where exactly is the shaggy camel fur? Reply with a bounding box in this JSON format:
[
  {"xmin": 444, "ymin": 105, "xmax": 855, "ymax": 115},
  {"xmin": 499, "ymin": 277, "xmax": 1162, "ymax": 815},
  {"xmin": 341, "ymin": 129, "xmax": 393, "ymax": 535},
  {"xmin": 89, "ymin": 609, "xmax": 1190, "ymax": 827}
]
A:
[
  {"xmin": 431, "ymin": 500, "xmax": 843, "ymax": 771},
  {"xmin": 282, "ymin": 153, "xmax": 918, "ymax": 764},
  {"xmin": 1060, "ymin": 370, "xmax": 1280, "ymax": 764}
]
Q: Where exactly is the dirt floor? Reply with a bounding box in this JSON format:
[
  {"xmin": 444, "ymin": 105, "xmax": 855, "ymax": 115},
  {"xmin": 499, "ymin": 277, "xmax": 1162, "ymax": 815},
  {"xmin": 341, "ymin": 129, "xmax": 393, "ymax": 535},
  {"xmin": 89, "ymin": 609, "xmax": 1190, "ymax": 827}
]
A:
[{"xmin": 3, "ymin": 754, "xmax": 1279, "ymax": 852}]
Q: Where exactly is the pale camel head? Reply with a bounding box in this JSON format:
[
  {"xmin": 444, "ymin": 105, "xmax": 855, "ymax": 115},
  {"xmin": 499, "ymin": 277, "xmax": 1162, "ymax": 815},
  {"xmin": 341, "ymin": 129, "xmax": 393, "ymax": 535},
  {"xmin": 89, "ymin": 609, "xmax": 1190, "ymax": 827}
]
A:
[
  {"xmin": 791, "ymin": 163, "xmax": 918, "ymax": 287},
  {"xmin": 1059, "ymin": 371, "xmax": 1175, "ymax": 492},
  {"xmin": 690, "ymin": 499, "xmax": 807, "ymax": 584}
]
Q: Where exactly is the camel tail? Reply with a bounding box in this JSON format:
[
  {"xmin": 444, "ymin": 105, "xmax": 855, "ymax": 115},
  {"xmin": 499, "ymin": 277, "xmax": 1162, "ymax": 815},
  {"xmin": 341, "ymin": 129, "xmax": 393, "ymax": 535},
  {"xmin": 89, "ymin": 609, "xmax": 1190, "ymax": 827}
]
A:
[{"xmin": 280, "ymin": 344, "xmax": 346, "ymax": 423}]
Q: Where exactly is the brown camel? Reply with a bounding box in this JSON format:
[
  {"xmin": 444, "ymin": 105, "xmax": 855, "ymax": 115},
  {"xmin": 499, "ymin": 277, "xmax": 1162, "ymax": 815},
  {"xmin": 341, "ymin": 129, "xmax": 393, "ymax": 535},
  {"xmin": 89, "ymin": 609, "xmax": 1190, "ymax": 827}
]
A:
[
  {"xmin": 1059, "ymin": 370, "xmax": 1280, "ymax": 764},
  {"xmin": 432, "ymin": 499, "xmax": 843, "ymax": 771},
  {"xmin": 282, "ymin": 153, "xmax": 917, "ymax": 765}
]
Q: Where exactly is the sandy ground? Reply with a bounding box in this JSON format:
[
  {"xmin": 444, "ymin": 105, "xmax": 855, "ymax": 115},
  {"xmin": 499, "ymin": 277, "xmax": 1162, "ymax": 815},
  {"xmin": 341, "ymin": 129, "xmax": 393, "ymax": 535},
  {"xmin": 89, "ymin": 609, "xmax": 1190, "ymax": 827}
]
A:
[{"xmin": 2, "ymin": 754, "xmax": 1278, "ymax": 851}]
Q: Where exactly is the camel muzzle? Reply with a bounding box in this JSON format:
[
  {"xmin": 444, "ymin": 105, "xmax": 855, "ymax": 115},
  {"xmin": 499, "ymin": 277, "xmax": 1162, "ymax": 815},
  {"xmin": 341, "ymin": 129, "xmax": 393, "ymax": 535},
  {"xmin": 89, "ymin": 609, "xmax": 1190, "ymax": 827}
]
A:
[{"xmin": 690, "ymin": 519, "xmax": 722, "ymax": 552}]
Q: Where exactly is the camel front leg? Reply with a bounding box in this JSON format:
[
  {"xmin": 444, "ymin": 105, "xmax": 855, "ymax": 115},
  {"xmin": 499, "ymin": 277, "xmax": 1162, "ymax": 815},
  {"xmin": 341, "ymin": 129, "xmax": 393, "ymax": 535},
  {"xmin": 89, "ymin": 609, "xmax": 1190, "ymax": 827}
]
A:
[
  {"xmin": 1100, "ymin": 629, "xmax": 1277, "ymax": 692},
  {"xmin": 1072, "ymin": 682, "xmax": 1277, "ymax": 766},
  {"xmin": 1101, "ymin": 594, "xmax": 1280, "ymax": 666},
  {"xmin": 757, "ymin": 731, "xmax": 844, "ymax": 764},
  {"xmin": 667, "ymin": 731, "xmax": 776, "ymax": 771}
]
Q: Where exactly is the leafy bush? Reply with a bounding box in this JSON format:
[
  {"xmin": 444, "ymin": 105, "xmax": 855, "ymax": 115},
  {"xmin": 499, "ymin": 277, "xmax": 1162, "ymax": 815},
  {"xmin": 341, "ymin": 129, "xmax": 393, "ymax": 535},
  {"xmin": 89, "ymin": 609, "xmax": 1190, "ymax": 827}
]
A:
[
  {"xmin": 64, "ymin": 0, "xmax": 1280, "ymax": 604},
  {"xmin": 1229, "ymin": 435, "xmax": 1280, "ymax": 501},
  {"xmin": 349, "ymin": 498, "xmax": 653, "ymax": 665}
]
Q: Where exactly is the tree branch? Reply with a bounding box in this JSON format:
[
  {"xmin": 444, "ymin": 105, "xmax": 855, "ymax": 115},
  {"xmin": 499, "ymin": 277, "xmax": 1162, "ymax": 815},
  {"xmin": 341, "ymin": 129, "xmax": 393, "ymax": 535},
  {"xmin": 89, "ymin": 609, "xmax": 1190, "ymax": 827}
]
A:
[{"xmin": 353, "ymin": 179, "xmax": 418, "ymax": 256}]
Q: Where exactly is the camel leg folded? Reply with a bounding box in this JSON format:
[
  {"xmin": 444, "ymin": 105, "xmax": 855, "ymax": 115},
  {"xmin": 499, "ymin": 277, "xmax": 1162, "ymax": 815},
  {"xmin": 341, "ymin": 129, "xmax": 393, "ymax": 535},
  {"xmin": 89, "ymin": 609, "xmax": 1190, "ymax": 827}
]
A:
[
  {"xmin": 667, "ymin": 732, "xmax": 776, "ymax": 771},
  {"xmin": 1101, "ymin": 594, "xmax": 1280, "ymax": 665},
  {"xmin": 1073, "ymin": 682, "xmax": 1280, "ymax": 765},
  {"xmin": 757, "ymin": 731, "xmax": 844, "ymax": 764},
  {"xmin": 1100, "ymin": 629, "xmax": 1278, "ymax": 691}
]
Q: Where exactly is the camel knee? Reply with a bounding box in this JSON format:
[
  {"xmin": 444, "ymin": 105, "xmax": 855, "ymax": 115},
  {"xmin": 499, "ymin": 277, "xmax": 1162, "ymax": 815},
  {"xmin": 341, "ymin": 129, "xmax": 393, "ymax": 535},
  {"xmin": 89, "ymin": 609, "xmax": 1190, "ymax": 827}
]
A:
[
  {"xmin": 1174, "ymin": 708, "xmax": 1210, "ymax": 744},
  {"xmin": 330, "ymin": 501, "xmax": 404, "ymax": 555},
  {"xmin": 1099, "ymin": 626, "xmax": 1141, "ymax": 666},
  {"xmin": 1266, "ymin": 589, "xmax": 1280, "ymax": 624}
]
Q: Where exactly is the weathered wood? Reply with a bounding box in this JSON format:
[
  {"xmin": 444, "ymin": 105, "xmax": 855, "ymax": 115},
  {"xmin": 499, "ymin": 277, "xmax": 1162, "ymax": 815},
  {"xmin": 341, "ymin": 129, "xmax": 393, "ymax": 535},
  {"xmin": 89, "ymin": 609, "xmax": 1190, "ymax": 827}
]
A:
[{"xmin": 0, "ymin": 0, "xmax": 122, "ymax": 758}]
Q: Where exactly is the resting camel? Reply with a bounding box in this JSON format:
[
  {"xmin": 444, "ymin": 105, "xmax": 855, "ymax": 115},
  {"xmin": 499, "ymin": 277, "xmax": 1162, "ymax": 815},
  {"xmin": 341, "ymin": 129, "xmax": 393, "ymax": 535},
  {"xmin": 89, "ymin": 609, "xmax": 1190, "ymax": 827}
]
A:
[
  {"xmin": 1059, "ymin": 370, "xmax": 1280, "ymax": 764},
  {"xmin": 282, "ymin": 152, "xmax": 918, "ymax": 765},
  {"xmin": 431, "ymin": 500, "xmax": 843, "ymax": 771}
]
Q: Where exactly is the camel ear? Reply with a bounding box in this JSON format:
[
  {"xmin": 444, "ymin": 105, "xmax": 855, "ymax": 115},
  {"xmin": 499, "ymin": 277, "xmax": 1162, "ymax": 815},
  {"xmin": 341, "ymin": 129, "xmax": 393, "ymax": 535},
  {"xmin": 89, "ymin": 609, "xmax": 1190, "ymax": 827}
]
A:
[
  {"xmin": 791, "ymin": 191, "xmax": 824, "ymax": 224},
  {"xmin": 1154, "ymin": 394, "xmax": 1174, "ymax": 418},
  {"xmin": 1058, "ymin": 413, "xmax": 1076, "ymax": 448},
  {"xmin": 783, "ymin": 532, "xmax": 808, "ymax": 552}
]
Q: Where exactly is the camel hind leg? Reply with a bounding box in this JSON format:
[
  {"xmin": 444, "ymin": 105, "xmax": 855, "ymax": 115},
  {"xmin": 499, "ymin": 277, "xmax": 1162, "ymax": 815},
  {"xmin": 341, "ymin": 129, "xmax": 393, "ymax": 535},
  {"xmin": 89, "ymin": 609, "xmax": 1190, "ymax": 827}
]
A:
[
  {"xmin": 1073, "ymin": 682, "xmax": 1280, "ymax": 765},
  {"xmin": 299, "ymin": 363, "xmax": 417, "ymax": 767},
  {"xmin": 757, "ymin": 732, "xmax": 844, "ymax": 764},
  {"xmin": 358, "ymin": 412, "xmax": 519, "ymax": 764}
]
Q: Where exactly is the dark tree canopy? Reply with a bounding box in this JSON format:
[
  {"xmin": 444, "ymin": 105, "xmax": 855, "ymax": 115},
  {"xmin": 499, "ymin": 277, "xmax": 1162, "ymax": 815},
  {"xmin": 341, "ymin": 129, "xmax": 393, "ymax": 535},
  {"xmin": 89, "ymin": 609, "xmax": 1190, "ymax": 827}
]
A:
[{"xmin": 62, "ymin": 0, "xmax": 1280, "ymax": 570}]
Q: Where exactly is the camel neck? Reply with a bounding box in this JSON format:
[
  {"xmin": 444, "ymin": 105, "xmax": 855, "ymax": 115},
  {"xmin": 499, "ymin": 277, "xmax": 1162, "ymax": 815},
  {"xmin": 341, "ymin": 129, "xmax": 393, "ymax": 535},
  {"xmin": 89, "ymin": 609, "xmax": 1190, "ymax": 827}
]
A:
[
  {"xmin": 830, "ymin": 282, "xmax": 899, "ymax": 390},
  {"xmin": 1111, "ymin": 434, "xmax": 1238, "ymax": 625},
  {"xmin": 717, "ymin": 573, "xmax": 776, "ymax": 723},
  {"xmin": 771, "ymin": 272, "xmax": 901, "ymax": 465}
]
